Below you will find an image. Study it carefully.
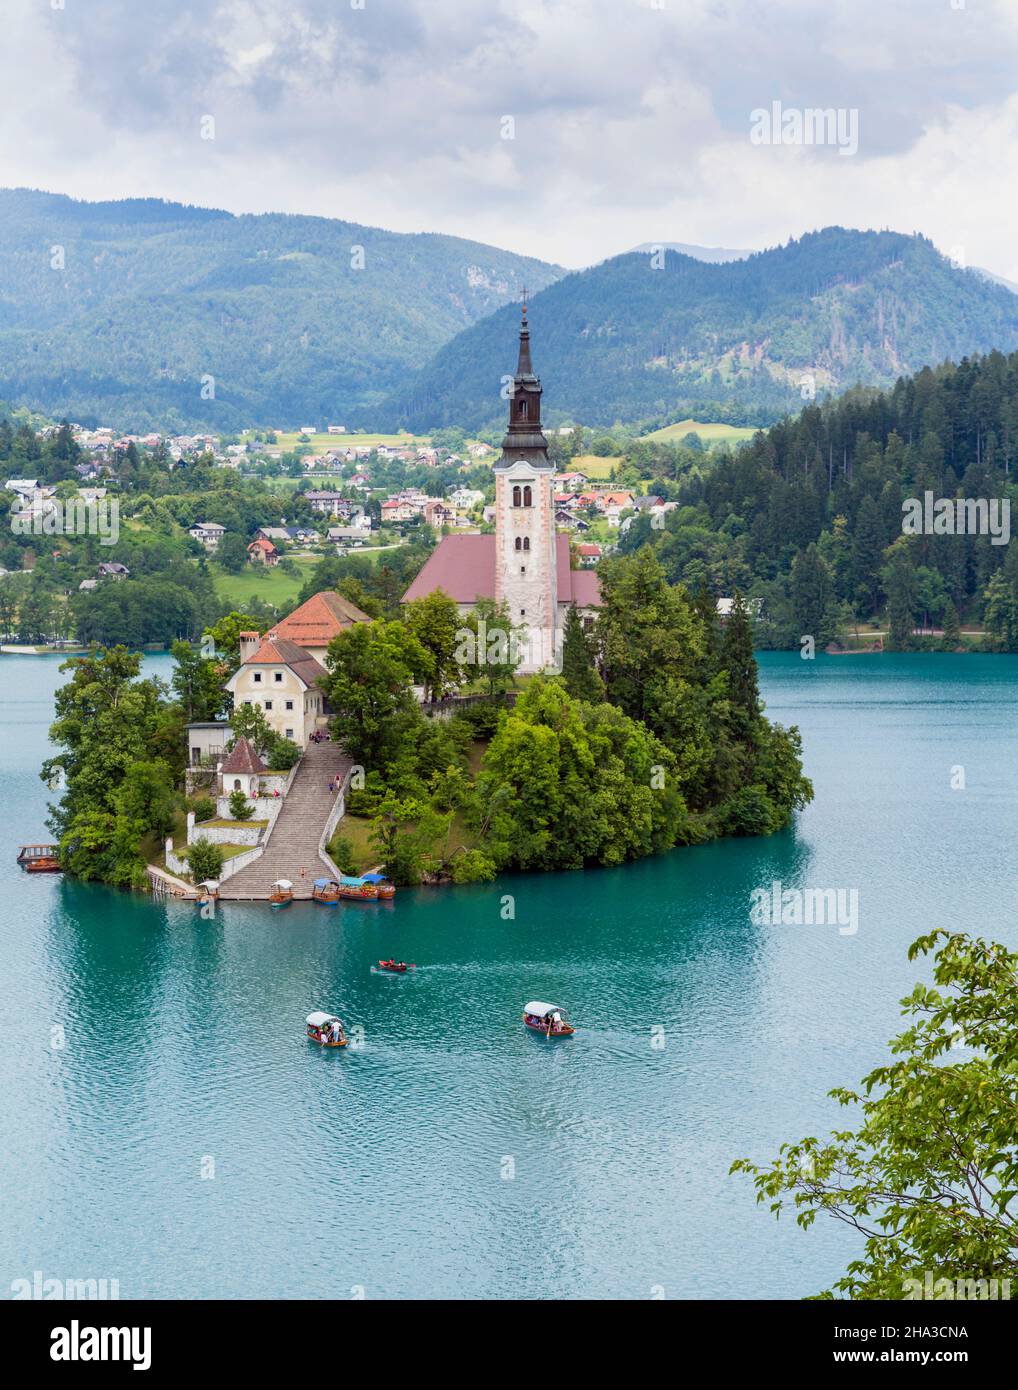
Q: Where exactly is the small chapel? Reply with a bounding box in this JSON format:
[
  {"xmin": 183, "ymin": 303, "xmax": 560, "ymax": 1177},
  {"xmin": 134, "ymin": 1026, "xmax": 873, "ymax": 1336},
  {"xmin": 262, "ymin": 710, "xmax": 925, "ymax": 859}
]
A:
[{"xmin": 402, "ymin": 304, "xmax": 601, "ymax": 671}]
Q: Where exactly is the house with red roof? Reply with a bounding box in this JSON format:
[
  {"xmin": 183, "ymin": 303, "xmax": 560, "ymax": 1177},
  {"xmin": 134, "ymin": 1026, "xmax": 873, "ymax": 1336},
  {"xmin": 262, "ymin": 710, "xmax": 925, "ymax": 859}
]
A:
[
  {"xmin": 247, "ymin": 537, "xmax": 279, "ymax": 566},
  {"xmin": 402, "ymin": 307, "xmax": 601, "ymax": 668},
  {"xmin": 224, "ymin": 591, "xmax": 372, "ymax": 746}
]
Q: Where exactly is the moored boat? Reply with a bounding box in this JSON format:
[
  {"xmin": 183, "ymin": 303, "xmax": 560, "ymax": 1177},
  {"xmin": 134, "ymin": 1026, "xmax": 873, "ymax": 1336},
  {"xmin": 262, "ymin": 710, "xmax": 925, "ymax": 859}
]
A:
[
  {"xmin": 195, "ymin": 879, "xmax": 219, "ymax": 907},
  {"xmin": 306, "ymin": 1011, "xmax": 348, "ymax": 1047},
  {"xmin": 522, "ymin": 1001, "xmax": 575, "ymax": 1038},
  {"xmin": 336, "ymin": 874, "xmax": 378, "ymax": 902},
  {"xmin": 362, "ymin": 872, "xmax": 396, "ymax": 900},
  {"xmin": 311, "ymin": 877, "xmax": 340, "ymax": 906},
  {"xmin": 269, "ymin": 878, "xmax": 294, "ymax": 909},
  {"xmin": 17, "ymin": 844, "xmax": 61, "ymax": 874}
]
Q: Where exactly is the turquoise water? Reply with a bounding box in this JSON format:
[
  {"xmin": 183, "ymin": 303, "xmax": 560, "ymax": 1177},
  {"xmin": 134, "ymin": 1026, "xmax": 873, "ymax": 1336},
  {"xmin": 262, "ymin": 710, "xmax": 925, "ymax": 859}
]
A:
[{"xmin": 2, "ymin": 652, "xmax": 1017, "ymax": 1300}]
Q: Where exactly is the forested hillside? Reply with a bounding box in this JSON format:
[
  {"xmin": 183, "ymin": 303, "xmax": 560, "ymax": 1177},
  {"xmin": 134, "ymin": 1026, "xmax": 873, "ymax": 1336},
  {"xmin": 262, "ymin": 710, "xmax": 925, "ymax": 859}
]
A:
[
  {"xmin": 383, "ymin": 229, "xmax": 1018, "ymax": 432},
  {"xmin": 0, "ymin": 189, "xmax": 560, "ymax": 431},
  {"xmin": 619, "ymin": 349, "xmax": 1018, "ymax": 650}
]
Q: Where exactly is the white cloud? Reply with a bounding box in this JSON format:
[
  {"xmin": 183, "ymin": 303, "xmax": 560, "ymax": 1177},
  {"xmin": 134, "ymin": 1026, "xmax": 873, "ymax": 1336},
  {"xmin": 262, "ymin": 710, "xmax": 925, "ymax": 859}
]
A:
[{"xmin": 1, "ymin": 0, "xmax": 1017, "ymax": 274}]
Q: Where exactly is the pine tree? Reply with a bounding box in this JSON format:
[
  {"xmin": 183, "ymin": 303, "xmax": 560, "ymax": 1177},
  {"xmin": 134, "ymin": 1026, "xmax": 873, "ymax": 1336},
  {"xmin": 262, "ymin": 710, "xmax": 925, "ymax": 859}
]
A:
[
  {"xmin": 883, "ymin": 541, "xmax": 918, "ymax": 651},
  {"xmin": 692, "ymin": 581, "xmax": 722, "ymax": 677},
  {"xmin": 721, "ymin": 591, "xmax": 759, "ymax": 733},
  {"xmin": 941, "ymin": 598, "xmax": 962, "ymax": 649},
  {"xmin": 560, "ymin": 604, "xmax": 603, "ymax": 702}
]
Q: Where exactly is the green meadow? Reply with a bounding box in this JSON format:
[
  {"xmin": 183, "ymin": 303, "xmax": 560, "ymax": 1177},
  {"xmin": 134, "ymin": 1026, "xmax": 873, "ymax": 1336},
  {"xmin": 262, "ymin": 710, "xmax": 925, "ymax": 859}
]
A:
[{"xmin": 642, "ymin": 418, "xmax": 757, "ymax": 446}]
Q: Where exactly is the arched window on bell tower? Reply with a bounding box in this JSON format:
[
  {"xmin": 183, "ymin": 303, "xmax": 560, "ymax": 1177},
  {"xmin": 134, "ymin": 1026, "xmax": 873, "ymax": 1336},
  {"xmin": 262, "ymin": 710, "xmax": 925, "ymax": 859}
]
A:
[
  {"xmin": 523, "ymin": 485, "xmax": 532, "ymax": 507},
  {"xmin": 512, "ymin": 485, "xmax": 521, "ymax": 507}
]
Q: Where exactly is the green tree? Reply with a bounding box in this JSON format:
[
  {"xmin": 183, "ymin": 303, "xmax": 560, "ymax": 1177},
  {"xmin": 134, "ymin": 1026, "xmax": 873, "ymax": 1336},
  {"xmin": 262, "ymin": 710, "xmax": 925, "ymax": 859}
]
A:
[
  {"xmin": 882, "ymin": 540, "xmax": 919, "ymax": 651},
  {"xmin": 460, "ymin": 597, "xmax": 524, "ymax": 697},
  {"xmin": 217, "ymin": 533, "xmax": 249, "ymax": 573},
  {"xmin": 733, "ymin": 931, "xmax": 1018, "ymax": 1299},
  {"xmin": 790, "ymin": 545, "xmax": 840, "ymax": 649},
  {"xmin": 227, "ymin": 701, "xmax": 273, "ymax": 753},
  {"xmin": 43, "ymin": 648, "xmax": 183, "ymax": 883},
  {"xmin": 228, "ymin": 788, "xmax": 254, "ymax": 820},
  {"xmin": 321, "ymin": 620, "xmax": 429, "ymax": 768},
  {"xmin": 203, "ymin": 611, "xmax": 263, "ymax": 674},
  {"xmin": 719, "ymin": 591, "xmax": 760, "ymax": 736},
  {"xmin": 187, "ymin": 839, "xmax": 225, "ymax": 884},
  {"xmin": 941, "ymin": 598, "xmax": 962, "ymax": 648},
  {"xmin": 560, "ymin": 604, "xmax": 603, "ymax": 702},
  {"xmin": 403, "ymin": 589, "xmax": 464, "ymax": 701},
  {"xmin": 171, "ymin": 640, "xmax": 227, "ymax": 722},
  {"xmin": 369, "ymin": 793, "xmax": 452, "ymax": 885},
  {"xmin": 983, "ymin": 553, "xmax": 1018, "ymax": 652}
]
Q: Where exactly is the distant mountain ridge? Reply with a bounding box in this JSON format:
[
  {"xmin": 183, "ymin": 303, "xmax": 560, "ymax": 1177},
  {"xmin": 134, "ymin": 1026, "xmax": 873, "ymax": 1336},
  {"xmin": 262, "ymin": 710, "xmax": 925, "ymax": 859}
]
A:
[
  {"xmin": 379, "ymin": 228, "xmax": 1018, "ymax": 432},
  {"xmin": 628, "ymin": 241, "xmax": 752, "ymax": 263},
  {"xmin": 0, "ymin": 188, "xmax": 562, "ymax": 431}
]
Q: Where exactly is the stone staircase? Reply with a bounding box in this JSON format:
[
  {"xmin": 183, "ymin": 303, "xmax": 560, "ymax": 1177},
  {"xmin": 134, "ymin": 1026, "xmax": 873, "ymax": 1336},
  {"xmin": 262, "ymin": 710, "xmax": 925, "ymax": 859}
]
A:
[{"xmin": 219, "ymin": 741, "xmax": 353, "ymax": 900}]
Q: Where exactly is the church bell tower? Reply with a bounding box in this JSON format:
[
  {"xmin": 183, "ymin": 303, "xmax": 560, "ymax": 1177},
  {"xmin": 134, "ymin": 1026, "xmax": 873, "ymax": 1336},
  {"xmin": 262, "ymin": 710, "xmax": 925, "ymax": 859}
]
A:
[{"xmin": 493, "ymin": 300, "xmax": 557, "ymax": 670}]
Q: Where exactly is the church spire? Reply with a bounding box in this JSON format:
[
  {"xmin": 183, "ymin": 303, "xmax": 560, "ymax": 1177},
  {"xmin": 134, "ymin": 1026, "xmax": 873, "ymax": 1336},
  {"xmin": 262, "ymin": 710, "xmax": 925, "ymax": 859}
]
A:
[
  {"xmin": 516, "ymin": 292, "xmax": 533, "ymax": 376},
  {"xmin": 495, "ymin": 294, "xmax": 551, "ymax": 468}
]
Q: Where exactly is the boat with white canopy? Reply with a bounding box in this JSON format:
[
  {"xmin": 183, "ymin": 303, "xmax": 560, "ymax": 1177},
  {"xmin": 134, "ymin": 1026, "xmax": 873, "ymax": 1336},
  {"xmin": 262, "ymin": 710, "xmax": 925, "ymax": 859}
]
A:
[
  {"xmin": 306, "ymin": 1011, "xmax": 348, "ymax": 1047},
  {"xmin": 270, "ymin": 879, "xmax": 294, "ymax": 909},
  {"xmin": 522, "ymin": 1001, "xmax": 575, "ymax": 1037}
]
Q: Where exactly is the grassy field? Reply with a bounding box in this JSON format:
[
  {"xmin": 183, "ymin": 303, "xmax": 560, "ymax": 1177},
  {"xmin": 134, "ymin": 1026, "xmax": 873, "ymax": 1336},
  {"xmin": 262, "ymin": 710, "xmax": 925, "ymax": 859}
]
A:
[
  {"xmin": 570, "ymin": 453, "xmax": 622, "ymax": 479},
  {"xmin": 211, "ymin": 556, "xmax": 321, "ymax": 610},
  {"xmin": 245, "ymin": 430, "xmax": 429, "ymax": 453},
  {"xmin": 642, "ymin": 419, "xmax": 758, "ymax": 446}
]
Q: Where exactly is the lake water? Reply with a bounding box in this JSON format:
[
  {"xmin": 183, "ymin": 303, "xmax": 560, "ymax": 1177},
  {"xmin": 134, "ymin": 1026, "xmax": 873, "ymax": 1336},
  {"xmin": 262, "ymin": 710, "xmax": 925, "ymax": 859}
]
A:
[{"xmin": 2, "ymin": 651, "xmax": 1016, "ymax": 1300}]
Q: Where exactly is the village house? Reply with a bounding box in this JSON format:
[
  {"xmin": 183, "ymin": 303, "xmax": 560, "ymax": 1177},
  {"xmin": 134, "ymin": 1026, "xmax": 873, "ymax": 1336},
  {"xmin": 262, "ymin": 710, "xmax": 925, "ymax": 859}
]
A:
[
  {"xmin": 448, "ymin": 487, "xmax": 485, "ymax": 510},
  {"xmin": 327, "ymin": 525, "xmax": 370, "ymax": 548},
  {"xmin": 247, "ymin": 537, "xmax": 279, "ymax": 566},
  {"xmin": 423, "ymin": 499, "xmax": 454, "ymax": 528},
  {"xmin": 381, "ymin": 498, "xmax": 416, "ymax": 523},
  {"xmin": 97, "ymin": 561, "xmax": 130, "ymax": 580},
  {"xmin": 304, "ymin": 490, "xmax": 351, "ymax": 517},
  {"xmin": 186, "ymin": 721, "xmax": 233, "ymax": 767},
  {"xmin": 189, "ymin": 521, "xmax": 226, "ymax": 549},
  {"xmin": 225, "ymin": 637, "xmax": 330, "ymax": 745}
]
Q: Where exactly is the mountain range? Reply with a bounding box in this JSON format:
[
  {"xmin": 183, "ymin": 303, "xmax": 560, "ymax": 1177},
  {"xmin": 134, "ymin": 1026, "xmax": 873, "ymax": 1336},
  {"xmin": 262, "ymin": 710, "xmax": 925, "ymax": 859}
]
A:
[
  {"xmin": 381, "ymin": 229, "xmax": 1018, "ymax": 432},
  {"xmin": 3, "ymin": 194, "xmax": 1018, "ymax": 435},
  {"xmin": 0, "ymin": 188, "xmax": 560, "ymax": 432}
]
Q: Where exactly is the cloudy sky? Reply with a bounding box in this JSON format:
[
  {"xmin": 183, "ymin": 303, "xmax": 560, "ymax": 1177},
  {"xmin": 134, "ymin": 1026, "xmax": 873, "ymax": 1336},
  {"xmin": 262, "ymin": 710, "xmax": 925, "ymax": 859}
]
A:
[{"xmin": 5, "ymin": 0, "xmax": 1018, "ymax": 273}]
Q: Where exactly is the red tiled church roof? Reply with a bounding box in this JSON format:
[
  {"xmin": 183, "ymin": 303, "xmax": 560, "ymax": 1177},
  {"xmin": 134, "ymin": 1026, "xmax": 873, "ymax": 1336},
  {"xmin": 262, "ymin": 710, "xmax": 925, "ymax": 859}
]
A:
[
  {"xmin": 220, "ymin": 736, "xmax": 266, "ymax": 774},
  {"xmin": 245, "ymin": 636, "xmax": 327, "ymax": 690},
  {"xmin": 401, "ymin": 534, "xmax": 601, "ymax": 607},
  {"xmin": 268, "ymin": 590, "xmax": 370, "ymax": 648}
]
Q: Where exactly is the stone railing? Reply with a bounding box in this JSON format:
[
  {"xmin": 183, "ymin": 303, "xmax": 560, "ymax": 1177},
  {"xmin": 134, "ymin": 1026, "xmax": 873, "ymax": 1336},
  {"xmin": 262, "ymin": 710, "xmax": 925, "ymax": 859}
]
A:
[
  {"xmin": 419, "ymin": 691, "xmax": 518, "ymax": 721},
  {"xmin": 318, "ymin": 765, "xmax": 355, "ymax": 880}
]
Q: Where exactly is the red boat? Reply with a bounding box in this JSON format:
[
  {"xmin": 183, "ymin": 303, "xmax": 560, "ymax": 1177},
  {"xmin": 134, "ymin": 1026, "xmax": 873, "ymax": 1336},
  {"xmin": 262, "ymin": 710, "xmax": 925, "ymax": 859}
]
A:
[
  {"xmin": 522, "ymin": 1002, "xmax": 575, "ymax": 1038},
  {"xmin": 18, "ymin": 844, "xmax": 61, "ymax": 874},
  {"xmin": 377, "ymin": 959, "xmax": 413, "ymax": 974}
]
